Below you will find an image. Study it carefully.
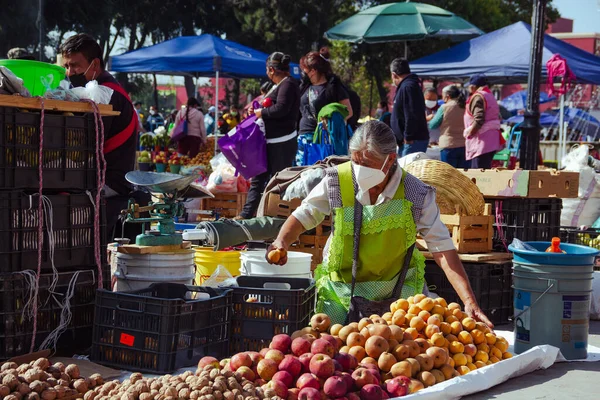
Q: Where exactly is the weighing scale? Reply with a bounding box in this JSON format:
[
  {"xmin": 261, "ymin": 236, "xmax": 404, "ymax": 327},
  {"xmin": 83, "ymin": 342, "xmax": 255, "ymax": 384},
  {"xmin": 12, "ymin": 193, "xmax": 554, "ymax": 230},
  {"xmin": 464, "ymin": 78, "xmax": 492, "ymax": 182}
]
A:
[{"xmin": 123, "ymin": 171, "xmax": 213, "ymax": 246}]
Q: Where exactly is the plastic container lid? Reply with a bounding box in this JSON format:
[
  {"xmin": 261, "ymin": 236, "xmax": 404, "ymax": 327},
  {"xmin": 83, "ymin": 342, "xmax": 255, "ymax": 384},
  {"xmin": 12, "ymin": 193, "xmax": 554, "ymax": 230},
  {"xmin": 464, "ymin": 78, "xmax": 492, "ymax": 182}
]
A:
[
  {"xmin": 509, "ymin": 241, "xmax": 600, "ymax": 266},
  {"xmin": 0, "ymin": 59, "xmax": 65, "ymax": 96}
]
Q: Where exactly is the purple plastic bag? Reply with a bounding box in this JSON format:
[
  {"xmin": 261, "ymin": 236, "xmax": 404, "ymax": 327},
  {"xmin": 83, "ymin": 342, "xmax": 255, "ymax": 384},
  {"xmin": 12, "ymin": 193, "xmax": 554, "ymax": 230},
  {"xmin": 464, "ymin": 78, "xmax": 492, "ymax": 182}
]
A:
[{"xmin": 218, "ymin": 115, "xmax": 268, "ymax": 180}]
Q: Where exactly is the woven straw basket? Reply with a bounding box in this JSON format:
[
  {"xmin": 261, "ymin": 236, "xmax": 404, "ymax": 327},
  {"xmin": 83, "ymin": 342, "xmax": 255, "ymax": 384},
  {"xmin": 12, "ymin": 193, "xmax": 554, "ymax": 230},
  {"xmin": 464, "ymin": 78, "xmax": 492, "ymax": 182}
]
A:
[{"xmin": 404, "ymin": 160, "xmax": 484, "ymax": 216}]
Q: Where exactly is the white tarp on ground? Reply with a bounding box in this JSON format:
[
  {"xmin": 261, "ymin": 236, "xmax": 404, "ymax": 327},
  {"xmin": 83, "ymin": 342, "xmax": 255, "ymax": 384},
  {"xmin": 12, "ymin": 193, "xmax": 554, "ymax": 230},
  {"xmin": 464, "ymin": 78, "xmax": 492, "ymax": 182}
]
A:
[{"xmin": 398, "ymin": 330, "xmax": 600, "ymax": 400}]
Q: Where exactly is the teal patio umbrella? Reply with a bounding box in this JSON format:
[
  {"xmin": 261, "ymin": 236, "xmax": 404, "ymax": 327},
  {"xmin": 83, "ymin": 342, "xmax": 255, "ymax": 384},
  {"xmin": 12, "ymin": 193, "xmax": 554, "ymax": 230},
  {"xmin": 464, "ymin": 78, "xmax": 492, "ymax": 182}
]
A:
[{"xmin": 325, "ymin": 1, "xmax": 483, "ymax": 56}]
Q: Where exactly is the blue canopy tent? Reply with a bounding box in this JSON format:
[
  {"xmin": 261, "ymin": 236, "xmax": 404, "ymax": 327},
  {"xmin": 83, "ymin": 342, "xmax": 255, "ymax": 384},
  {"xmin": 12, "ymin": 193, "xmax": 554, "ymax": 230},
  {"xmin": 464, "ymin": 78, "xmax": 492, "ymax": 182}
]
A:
[
  {"xmin": 109, "ymin": 34, "xmax": 300, "ymax": 152},
  {"xmin": 500, "ymin": 90, "xmax": 555, "ymax": 113},
  {"xmin": 409, "ymin": 22, "xmax": 600, "ymax": 84}
]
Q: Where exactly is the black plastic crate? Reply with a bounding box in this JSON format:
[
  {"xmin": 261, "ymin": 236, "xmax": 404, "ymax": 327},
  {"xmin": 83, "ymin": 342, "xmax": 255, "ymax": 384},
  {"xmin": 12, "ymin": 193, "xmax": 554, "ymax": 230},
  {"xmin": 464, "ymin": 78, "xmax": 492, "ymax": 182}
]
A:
[
  {"xmin": 0, "ymin": 106, "xmax": 98, "ymax": 190},
  {"xmin": 0, "ymin": 268, "xmax": 104, "ymax": 359},
  {"xmin": 487, "ymin": 197, "xmax": 562, "ymax": 252},
  {"xmin": 561, "ymin": 227, "xmax": 600, "ymax": 269},
  {"xmin": 425, "ymin": 260, "xmax": 513, "ymax": 326},
  {"xmin": 0, "ymin": 191, "xmax": 106, "ymax": 273},
  {"xmin": 91, "ymin": 283, "xmax": 232, "ymax": 374},
  {"xmin": 230, "ymin": 276, "xmax": 316, "ymax": 354}
]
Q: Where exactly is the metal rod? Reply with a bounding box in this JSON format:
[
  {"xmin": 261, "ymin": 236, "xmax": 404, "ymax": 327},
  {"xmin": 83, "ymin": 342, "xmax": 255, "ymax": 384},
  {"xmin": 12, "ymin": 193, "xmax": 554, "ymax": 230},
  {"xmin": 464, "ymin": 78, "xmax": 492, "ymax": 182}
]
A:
[
  {"xmin": 214, "ymin": 70, "xmax": 220, "ymax": 154},
  {"xmin": 38, "ymin": 0, "xmax": 44, "ymax": 60},
  {"xmin": 558, "ymin": 94, "xmax": 566, "ymax": 168},
  {"xmin": 404, "ymin": 41, "xmax": 408, "ymax": 59},
  {"xmin": 520, "ymin": 0, "xmax": 547, "ymax": 170}
]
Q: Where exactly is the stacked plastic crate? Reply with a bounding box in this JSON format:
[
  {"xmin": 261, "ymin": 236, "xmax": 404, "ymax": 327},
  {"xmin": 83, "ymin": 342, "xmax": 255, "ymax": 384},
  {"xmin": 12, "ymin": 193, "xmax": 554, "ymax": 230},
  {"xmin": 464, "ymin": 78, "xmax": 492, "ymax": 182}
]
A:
[{"xmin": 0, "ymin": 105, "xmax": 108, "ymax": 358}]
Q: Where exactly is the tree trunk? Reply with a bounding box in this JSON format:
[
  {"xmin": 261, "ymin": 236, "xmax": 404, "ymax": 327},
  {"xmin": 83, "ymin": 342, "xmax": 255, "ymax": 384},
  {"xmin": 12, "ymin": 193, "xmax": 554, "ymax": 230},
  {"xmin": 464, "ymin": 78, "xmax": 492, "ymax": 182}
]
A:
[
  {"xmin": 185, "ymin": 76, "xmax": 196, "ymax": 99},
  {"xmin": 153, "ymin": 74, "xmax": 159, "ymax": 108}
]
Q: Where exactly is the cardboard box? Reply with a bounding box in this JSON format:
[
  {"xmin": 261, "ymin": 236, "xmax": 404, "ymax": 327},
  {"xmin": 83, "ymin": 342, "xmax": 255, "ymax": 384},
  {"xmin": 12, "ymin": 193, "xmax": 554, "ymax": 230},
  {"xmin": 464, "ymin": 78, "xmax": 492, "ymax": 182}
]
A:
[{"xmin": 461, "ymin": 169, "xmax": 579, "ymax": 198}]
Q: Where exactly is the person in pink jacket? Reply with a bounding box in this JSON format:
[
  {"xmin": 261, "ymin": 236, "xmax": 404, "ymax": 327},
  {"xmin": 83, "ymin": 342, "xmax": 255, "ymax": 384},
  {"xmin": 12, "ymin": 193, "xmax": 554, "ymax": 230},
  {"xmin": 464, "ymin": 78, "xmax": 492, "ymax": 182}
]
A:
[
  {"xmin": 463, "ymin": 75, "xmax": 503, "ymax": 169},
  {"xmin": 175, "ymin": 98, "xmax": 207, "ymax": 157}
]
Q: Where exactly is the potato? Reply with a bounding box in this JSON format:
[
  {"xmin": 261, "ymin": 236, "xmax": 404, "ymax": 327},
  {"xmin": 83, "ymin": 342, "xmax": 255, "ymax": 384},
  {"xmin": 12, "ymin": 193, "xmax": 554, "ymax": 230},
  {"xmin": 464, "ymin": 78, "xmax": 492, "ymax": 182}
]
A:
[
  {"xmin": 3, "ymin": 374, "xmax": 19, "ymax": 390},
  {"xmin": 18, "ymin": 383, "xmax": 32, "ymax": 395},
  {"xmin": 5, "ymin": 394, "xmax": 20, "ymax": 400},
  {"xmin": 53, "ymin": 386, "xmax": 65, "ymax": 399},
  {"xmin": 17, "ymin": 364, "xmax": 31, "ymax": 375},
  {"xmin": 25, "ymin": 393, "xmax": 41, "ymax": 400},
  {"xmin": 51, "ymin": 364, "xmax": 65, "ymax": 373},
  {"xmin": 90, "ymin": 374, "xmax": 104, "ymax": 387},
  {"xmin": 33, "ymin": 359, "xmax": 50, "ymax": 371},
  {"xmin": 2, "ymin": 363, "xmax": 18, "ymax": 372},
  {"xmin": 84, "ymin": 391, "xmax": 97, "ymax": 400},
  {"xmin": 129, "ymin": 373, "xmax": 143, "ymax": 384},
  {"xmin": 139, "ymin": 393, "xmax": 154, "ymax": 400},
  {"xmin": 65, "ymin": 365, "xmax": 80, "ymax": 380},
  {"xmin": 40, "ymin": 389, "xmax": 57, "ymax": 400},
  {"xmin": 73, "ymin": 379, "xmax": 88, "ymax": 394},
  {"xmin": 29, "ymin": 381, "xmax": 44, "ymax": 394}
]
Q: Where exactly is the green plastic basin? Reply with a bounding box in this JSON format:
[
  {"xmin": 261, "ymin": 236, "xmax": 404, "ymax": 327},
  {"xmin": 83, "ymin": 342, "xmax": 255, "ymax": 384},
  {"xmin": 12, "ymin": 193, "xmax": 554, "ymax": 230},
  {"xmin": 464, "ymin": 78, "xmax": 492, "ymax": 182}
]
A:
[{"xmin": 0, "ymin": 60, "xmax": 66, "ymax": 96}]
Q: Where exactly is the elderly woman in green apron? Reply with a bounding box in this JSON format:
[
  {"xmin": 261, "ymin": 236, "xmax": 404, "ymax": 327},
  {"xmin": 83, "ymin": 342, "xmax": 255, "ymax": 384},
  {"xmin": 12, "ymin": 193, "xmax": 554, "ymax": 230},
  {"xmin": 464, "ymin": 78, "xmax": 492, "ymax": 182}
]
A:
[{"xmin": 267, "ymin": 120, "xmax": 493, "ymax": 327}]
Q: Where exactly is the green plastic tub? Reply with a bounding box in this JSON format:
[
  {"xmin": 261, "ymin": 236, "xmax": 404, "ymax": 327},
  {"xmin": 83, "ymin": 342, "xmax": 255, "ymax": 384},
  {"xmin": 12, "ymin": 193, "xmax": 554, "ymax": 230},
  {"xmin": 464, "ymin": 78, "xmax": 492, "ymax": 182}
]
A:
[{"xmin": 0, "ymin": 60, "xmax": 66, "ymax": 96}]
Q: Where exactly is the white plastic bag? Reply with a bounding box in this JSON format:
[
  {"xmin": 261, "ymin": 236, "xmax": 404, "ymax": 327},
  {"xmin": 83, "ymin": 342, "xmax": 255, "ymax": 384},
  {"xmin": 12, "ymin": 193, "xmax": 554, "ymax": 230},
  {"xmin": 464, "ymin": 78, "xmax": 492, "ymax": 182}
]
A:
[
  {"xmin": 560, "ymin": 145, "xmax": 600, "ymax": 226},
  {"xmin": 70, "ymin": 80, "xmax": 113, "ymax": 104},
  {"xmin": 207, "ymin": 154, "xmax": 239, "ymax": 193},
  {"xmin": 203, "ymin": 264, "xmax": 236, "ymax": 287},
  {"xmin": 283, "ymin": 169, "xmax": 326, "ymax": 201}
]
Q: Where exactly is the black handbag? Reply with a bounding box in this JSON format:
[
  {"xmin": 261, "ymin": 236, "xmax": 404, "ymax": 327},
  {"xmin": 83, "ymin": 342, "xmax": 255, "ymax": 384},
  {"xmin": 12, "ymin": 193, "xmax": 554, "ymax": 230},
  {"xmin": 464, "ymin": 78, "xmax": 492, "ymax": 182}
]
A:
[{"xmin": 345, "ymin": 199, "xmax": 416, "ymax": 324}]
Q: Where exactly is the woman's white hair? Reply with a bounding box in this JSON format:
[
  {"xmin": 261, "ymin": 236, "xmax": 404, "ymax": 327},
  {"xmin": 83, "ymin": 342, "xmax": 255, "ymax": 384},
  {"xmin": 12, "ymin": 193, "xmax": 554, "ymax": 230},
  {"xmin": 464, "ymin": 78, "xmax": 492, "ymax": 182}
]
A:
[{"xmin": 349, "ymin": 120, "xmax": 397, "ymax": 160}]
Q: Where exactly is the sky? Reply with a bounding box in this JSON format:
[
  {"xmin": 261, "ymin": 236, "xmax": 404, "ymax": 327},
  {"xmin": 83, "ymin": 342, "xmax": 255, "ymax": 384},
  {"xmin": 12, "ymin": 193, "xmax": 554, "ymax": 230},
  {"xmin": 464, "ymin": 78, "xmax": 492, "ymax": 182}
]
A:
[{"xmin": 553, "ymin": 0, "xmax": 600, "ymax": 33}]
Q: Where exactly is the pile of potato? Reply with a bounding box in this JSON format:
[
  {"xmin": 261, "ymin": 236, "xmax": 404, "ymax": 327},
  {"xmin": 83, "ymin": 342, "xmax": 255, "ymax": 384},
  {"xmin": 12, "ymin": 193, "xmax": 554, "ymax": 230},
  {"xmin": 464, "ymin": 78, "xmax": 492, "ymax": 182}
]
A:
[
  {"xmin": 1, "ymin": 359, "xmax": 267, "ymax": 400},
  {"xmin": 0, "ymin": 359, "xmax": 103, "ymax": 400}
]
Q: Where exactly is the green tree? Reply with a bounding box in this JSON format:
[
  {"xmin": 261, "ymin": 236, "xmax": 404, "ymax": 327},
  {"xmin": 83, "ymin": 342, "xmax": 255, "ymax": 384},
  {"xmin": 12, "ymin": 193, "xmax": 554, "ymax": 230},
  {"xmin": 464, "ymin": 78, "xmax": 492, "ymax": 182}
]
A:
[{"xmin": 343, "ymin": 0, "xmax": 561, "ymax": 104}]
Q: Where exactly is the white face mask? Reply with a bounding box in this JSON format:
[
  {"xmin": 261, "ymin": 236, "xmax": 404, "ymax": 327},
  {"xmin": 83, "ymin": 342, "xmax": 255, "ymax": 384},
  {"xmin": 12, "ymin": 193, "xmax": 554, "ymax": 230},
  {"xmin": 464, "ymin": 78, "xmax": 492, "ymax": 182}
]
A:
[
  {"xmin": 425, "ymin": 100, "xmax": 437, "ymax": 109},
  {"xmin": 352, "ymin": 157, "xmax": 389, "ymax": 199}
]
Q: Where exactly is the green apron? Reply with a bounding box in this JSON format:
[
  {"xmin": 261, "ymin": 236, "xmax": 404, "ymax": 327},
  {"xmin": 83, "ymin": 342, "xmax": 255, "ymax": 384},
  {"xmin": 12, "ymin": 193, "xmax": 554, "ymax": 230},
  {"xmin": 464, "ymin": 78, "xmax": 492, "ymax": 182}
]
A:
[{"xmin": 314, "ymin": 162, "xmax": 426, "ymax": 324}]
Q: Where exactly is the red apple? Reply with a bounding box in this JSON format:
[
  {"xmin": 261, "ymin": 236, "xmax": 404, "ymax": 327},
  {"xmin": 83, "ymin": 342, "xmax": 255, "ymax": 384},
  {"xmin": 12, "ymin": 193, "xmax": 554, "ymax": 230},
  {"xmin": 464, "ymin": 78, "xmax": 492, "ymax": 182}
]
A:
[
  {"xmin": 386, "ymin": 376, "xmax": 411, "ymax": 397},
  {"xmin": 272, "ymin": 370, "xmax": 294, "ymax": 388},
  {"xmin": 247, "ymin": 351, "xmax": 263, "ymax": 367},
  {"xmin": 257, "ymin": 358, "xmax": 278, "ymax": 381},
  {"xmin": 335, "ymin": 372, "xmax": 354, "ymax": 393},
  {"xmin": 235, "ymin": 366, "xmax": 255, "ymax": 381},
  {"xmin": 296, "ymin": 373, "xmax": 320, "ymax": 390},
  {"xmin": 230, "ymin": 352, "xmax": 252, "ymax": 371},
  {"xmin": 299, "ymin": 353, "xmax": 314, "ymax": 373},
  {"xmin": 198, "ymin": 356, "xmax": 219, "ymax": 369},
  {"xmin": 335, "ymin": 353, "xmax": 358, "ymax": 372},
  {"xmin": 260, "ymin": 348, "xmax": 270, "ymax": 358},
  {"xmin": 288, "ymin": 388, "xmax": 300, "ymax": 400},
  {"xmin": 267, "ymin": 379, "xmax": 288, "ymax": 398},
  {"xmin": 311, "ymin": 338, "xmax": 335, "ymax": 358},
  {"xmin": 270, "ymin": 334, "xmax": 292, "ymax": 353},
  {"xmin": 320, "ymin": 334, "xmax": 340, "ymax": 351},
  {"xmin": 265, "ymin": 349, "xmax": 285, "ymax": 365},
  {"xmin": 347, "ymin": 393, "xmax": 361, "ymax": 400},
  {"xmin": 309, "ymin": 354, "xmax": 335, "ymax": 379},
  {"xmin": 360, "ymin": 384, "xmax": 383, "ymax": 400},
  {"xmin": 351, "ymin": 369, "xmax": 378, "ymax": 389},
  {"xmin": 333, "ymin": 359, "xmax": 343, "ymax": 372},
  {"xmin": 323, "ymin": 376, "xmax": 348, "ymax": 398},
  {"xmin": 280, "ymin": 355, "xmax": 302, "ymax": 378},
  {"xmin": 292, "ymin": 337, "xmax": 313, "ymax": 357},
  {"xmin": 298, "ymin": 387, "xmax": 321, "ymax": 400},
  {"xmin": 255, "ymin": 378, "xmax": 266, "ymax": 386}
]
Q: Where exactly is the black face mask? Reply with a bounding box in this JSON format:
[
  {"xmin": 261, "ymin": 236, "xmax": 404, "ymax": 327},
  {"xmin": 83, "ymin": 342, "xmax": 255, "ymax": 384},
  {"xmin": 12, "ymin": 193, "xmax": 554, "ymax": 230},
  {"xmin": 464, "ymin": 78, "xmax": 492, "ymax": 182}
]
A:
[{"xmin": 69, "ymin": 61, "xmax": 95, "ymax": 88}]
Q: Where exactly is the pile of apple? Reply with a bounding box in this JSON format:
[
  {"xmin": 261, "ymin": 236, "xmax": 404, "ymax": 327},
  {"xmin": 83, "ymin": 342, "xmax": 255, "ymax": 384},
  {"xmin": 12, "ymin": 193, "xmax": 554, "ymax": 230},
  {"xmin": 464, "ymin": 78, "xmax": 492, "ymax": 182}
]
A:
[
  {"xmin": 168, "ymin": 153, "xmax": 181, "ymax": 165},
  {"xmin": 202, "ymin": 295, "xmax": 511, "ymax": 399},
  {"xmin": 153, "ymin": 151, "xmax": 168, "ymax": 164}
]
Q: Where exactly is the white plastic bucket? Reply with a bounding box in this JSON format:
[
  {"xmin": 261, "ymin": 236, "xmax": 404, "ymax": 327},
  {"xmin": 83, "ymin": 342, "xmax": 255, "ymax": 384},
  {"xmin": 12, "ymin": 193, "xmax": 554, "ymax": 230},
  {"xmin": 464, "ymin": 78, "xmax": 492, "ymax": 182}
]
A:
[
  {"xmin": 113, "ymin": 250, "xmax": 195, "ymax": 291},
  {"xmin": 240, "ymin": 250, "xmax": 312, "ymax": 278}
]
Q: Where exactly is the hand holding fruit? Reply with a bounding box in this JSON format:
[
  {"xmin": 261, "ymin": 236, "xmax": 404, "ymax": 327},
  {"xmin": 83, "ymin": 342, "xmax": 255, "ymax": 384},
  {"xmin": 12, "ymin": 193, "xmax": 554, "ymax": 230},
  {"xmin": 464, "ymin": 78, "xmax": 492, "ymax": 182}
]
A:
[
  {"xmin": 464, "ymin": 301, "xmax": 494, "ymax": 329},
  {"xmin": 266, "ymin": 242, "xmax": 288, "ymax": 265}
]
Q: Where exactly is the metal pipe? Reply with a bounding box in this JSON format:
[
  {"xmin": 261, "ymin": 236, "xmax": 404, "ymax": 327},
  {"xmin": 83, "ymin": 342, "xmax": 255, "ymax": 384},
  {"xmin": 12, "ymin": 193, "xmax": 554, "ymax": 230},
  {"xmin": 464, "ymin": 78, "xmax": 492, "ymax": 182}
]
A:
[
  {"xmin": 214, "ymin": 70, "xmax": 220, "ymax": 155},
  {"xmin": 520, "ymin": 0, "xmax": 547, "ymax": 170}
]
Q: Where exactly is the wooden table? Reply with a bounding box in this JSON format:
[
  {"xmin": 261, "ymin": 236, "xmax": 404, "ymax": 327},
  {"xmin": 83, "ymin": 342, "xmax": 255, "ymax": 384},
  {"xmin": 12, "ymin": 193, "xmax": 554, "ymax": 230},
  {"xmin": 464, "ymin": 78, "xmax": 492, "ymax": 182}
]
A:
[{"xmin": 0, "ymin": 94, "xmax": 120, "ymax": 116}]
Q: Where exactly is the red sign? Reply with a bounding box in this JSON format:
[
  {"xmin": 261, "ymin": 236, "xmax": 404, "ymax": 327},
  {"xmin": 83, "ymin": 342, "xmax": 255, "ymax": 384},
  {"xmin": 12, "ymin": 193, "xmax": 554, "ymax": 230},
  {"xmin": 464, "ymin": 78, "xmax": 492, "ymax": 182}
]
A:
[{"xmin": 119, "ymin": 333, "xmax": 135, "ymax": 347}]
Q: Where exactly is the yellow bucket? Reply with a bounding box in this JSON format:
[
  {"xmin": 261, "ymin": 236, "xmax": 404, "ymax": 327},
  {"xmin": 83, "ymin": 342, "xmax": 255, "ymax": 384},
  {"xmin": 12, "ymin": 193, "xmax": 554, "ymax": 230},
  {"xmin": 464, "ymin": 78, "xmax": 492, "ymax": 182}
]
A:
[{"xmin": 193, "ymin": 246, "xmax": 241, "ymax": 285}]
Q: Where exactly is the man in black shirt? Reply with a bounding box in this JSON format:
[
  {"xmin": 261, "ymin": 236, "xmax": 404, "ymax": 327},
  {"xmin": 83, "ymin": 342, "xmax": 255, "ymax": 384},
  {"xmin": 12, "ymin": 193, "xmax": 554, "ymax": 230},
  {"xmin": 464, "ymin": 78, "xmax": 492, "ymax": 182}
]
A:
[{"xmin": 60, "ymin": 33, "xmax": 139, "ymax": 240}]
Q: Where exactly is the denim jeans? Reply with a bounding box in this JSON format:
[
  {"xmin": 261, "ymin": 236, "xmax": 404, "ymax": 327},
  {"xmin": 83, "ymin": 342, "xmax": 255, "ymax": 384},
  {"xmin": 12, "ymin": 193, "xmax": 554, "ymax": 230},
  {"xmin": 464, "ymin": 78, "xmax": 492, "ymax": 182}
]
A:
[
  {"xmin": 440, "ymin": 147, "xmax": 469, "ymax": 169},
  {"xmin": 470, "ymin": 151, "xmax": 496, "ymax": 169},
  {"xmin": 399, "ymin": 140, "xmax": 429, "ymax": 157}
]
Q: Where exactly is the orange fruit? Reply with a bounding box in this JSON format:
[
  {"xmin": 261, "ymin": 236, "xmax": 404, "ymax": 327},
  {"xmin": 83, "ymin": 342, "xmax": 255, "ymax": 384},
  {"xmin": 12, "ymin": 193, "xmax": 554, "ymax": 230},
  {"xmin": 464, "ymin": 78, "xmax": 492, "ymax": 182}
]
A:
[
  {"xmin": 470, "ymin": 329, "xmax": 485, "ymax": 345},
  {"xmin": 461, "ymin": 317, "xmax": 476, "ymax": 331},
  {"xmin": 410, "ymin": 317, "xmax": 426, "ymax": 332},
  {"xmin": 413, "ymin": 294, "xmax": 427, "ymax": 304},
  {"xmin": 439, "ymin": 322, "xmax": 451, "ymax": 335},
  {"xmin": 485, "ymin": 333, "xmax": 497, "ymax": 345},
  {"xmin": 431, "ymin": 305, "xmax": 445, "ymax": 316},
  {"xmin": 445, "ymin": 315, "xmax": 459, "ymax": 324},
  {"xmin": 489, "ymin": 356, "xmax": 500, "ymax": 364},
  {"xmin": 495, "ymin": 338, "xmax": 509, "ymax": 353},
  {"xmin": 418, "ymin": 298, "xmax": 435, "ymax": 312},
  {"xmin": 458, "ymin": 331, "xmax": 474, "ymax": 345},
  {"xmin": 502, "ymin": 352, "xmax": 513, "ymax": 360},
  {"xmin": 466, "ymin": 362, "xmax": 477, "ymax": 371},
  {"xmin": 450, "ymin": 321, "xmax": 463, "ymax": 335},
  {"xmin": 452, "ymin": 353, "xmax": 467, "ymax": 367},
  {"xmin": 418, "ymin": 311, "xmax": 431, "ymax": 322},
  {"xmin": 475, "ymin": 351, "xmax": 489, "ymax": 363},
  {"xmin": 476, "ymin": 343, "xmax": 490, "ymax": 353},
  {"xmin": 424, "ymin": 324, "xmax": 440, "ymax": 338},
  {"xmin": 397, "ymin": 299, "xmax": 410, "ymax": 312},
  {"xmin": 430, "ymin": 333, "xmax": 446, "ymax": 347},
  {"xmin": 448, "ymin": 341, "xmax": 464, "ymax": 354},
  {"xmin": 474, "ymin": 361, "xmax": 486, "ymax": 369},
  {"xmin": 405, "ymin": 327, "xmax": 419, "ymax": 340},
  {"xmin": 435, "ymin": 298, "xmax": 448, "ymax": 307}
]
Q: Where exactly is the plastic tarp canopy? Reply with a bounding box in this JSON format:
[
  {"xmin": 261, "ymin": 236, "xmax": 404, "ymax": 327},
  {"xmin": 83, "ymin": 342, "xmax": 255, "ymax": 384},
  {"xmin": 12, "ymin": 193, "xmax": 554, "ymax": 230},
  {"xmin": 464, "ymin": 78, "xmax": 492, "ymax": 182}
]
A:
[
  {"xmin": 109, "ymin": 34, "xmax": 300, "ymax": 79},
  {"xmin": 410, "ymin": 21, "xmax": 600, "ymax": 85}
]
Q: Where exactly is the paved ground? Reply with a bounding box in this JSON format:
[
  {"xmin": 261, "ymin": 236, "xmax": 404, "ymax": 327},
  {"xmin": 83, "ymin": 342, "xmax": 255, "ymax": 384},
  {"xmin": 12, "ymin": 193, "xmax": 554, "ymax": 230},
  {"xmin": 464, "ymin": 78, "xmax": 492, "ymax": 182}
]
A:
[{"xmin": 464, "ymin": 321, "xmax": 599, "ymax": 400}]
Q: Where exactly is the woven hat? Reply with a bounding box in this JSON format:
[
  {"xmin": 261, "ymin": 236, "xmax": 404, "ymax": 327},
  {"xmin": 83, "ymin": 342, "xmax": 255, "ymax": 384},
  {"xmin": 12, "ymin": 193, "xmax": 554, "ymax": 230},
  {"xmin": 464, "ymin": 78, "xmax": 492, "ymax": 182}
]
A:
[{"xmin": 404, "ymin": 159, "xmax": 484, "ymax": 216}]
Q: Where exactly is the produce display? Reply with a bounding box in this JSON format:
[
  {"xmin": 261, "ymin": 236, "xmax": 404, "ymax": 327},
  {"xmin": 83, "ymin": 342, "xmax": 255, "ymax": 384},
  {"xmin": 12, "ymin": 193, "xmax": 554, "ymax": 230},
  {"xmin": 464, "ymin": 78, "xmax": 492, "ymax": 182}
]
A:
[
  {"xmin": 168, "ymin": 153, "xmax": 182, "ymax": 166},
  {"xmin": 137, "ymin": 151, "xmax": 151, "ymax": 164},
  {"xmin": 140, "ymin": 134, "xmax": 154, "ymax": 150},
  {"xmin": 216, "ymin": 295, "xmax": 511, "ymax": 399},
  {"xmin": 153, "ymin": 151, "xmax": 168, "ymax": 165}
]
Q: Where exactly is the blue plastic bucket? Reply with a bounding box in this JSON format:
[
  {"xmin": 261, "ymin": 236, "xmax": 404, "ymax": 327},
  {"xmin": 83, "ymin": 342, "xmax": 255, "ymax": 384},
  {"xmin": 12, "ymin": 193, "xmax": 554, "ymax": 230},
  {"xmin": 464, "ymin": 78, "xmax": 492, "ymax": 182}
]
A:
[{"xmin": 509, "ymin": 242, "xmax": 599, "ymax": 359}]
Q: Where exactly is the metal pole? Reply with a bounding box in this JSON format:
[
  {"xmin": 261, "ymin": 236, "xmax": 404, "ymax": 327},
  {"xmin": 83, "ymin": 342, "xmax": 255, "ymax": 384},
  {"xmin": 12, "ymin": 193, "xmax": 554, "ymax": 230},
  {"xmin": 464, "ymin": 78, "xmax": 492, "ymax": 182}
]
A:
[
  {"xmin": 404, "ymin": 42, "xmax": 408, "ymax": 59},
  {"xmin": 558, "ymin": 94, "xmax": 566, "ymax": 168},
  {"xmin": 214, "ymin": 70, "xmax": 220, "ymax": 155},
  {"xmin": 520, "ymin": 0, "xmax": 547, "ymax": 170}
]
